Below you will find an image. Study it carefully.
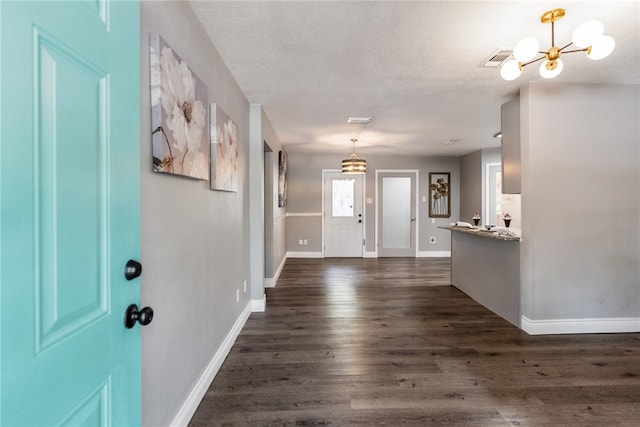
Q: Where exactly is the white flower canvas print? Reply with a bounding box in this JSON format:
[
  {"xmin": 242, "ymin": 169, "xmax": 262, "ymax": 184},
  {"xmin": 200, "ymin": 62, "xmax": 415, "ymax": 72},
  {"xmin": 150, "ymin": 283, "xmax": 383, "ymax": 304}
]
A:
[
  {"xmin": 210, "ymin": 104, "xmax": 238, "ymax": 192},
  {"xmin": 150, "ymin": 33, "xmax": 209, "ymax": 180}
]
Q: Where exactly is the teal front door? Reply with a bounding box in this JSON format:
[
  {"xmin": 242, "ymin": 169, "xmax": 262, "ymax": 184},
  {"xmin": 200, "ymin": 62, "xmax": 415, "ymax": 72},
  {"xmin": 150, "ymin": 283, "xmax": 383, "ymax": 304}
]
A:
[{"xmin": 1, "ymin": 1, "xmax": 142, "ymax": 425}]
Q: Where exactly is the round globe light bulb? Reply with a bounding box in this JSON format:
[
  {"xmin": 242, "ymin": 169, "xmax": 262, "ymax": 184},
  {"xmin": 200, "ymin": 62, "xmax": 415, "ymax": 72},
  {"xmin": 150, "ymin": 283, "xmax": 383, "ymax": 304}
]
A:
[
  {"xmin": 513, "ymin": 37, "xmax": 540, "ymax": 62},
  {"xmin": 572, "ymin": 20, "xmax": 604, "ymax": 48},
  {"xmin": 587, "ymin": 35, "xmax": 615, "ymax": 60},
  {"xmin": 539, "ymin": 58, "xmax": 563, "ymax": 79},
  {"xmin": 500, "ymin": 59, "xmax": 522, "ymax": 81}
]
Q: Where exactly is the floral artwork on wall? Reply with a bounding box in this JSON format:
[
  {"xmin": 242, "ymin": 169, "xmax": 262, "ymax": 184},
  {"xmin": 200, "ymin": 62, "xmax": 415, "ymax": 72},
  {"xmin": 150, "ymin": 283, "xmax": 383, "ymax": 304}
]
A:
[
  {"xmin": 429, "ymin": 172, "xmax": 450, "ymax": 218},
  {"xmin": 150, "ymin": 33, "xmax": 209, "ymax": 180},
  {"xmin": 278, "ymin": 150, "xmax": 287, "ymax": 207},
  {"xmin": 210, "ymin": 104, "xmax": 238, "ymax": 192}
]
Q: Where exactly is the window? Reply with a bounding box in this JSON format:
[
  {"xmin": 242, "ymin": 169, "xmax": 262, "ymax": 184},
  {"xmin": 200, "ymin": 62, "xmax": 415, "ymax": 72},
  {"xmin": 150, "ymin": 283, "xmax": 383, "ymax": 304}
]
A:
[{"xmin": 332, "ymin": 179, "xmax": 355, "ymax": 217}]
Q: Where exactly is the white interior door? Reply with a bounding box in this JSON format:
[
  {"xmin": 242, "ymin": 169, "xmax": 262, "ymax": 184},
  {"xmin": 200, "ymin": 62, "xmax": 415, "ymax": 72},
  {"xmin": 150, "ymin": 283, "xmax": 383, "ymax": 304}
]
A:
[
  {"xmin": 378, "ymin": 172, "xmax": 417, "ymax": 257},
  {"xmin": 323, "ymin": 172, "xmax": 364, "ymax": 257}
]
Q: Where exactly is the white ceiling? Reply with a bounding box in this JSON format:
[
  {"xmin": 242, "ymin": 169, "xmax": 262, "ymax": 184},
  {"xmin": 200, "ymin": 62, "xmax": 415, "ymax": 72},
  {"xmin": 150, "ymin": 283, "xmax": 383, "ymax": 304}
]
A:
[{"xmin": 189, "ymin": 0, "xmax": 640, "ymax": 157}]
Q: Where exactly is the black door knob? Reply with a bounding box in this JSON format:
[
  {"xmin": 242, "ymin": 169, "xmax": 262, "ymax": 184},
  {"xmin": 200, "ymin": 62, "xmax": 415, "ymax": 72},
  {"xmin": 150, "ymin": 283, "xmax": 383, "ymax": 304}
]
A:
[
  {"xmin": 124, "ymin": 259, "xmax": 142, "ymax": 280},
  {"xmin": 124, "ymin": 304, "xmax": 154, "ymax": 329}
]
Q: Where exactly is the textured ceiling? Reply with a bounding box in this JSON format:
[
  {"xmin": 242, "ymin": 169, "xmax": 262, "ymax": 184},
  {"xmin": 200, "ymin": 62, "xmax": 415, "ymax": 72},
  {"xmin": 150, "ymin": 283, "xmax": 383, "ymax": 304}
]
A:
[{"xmin": 189, "ymin": 1, "xmax": 640, "ymax": 156}]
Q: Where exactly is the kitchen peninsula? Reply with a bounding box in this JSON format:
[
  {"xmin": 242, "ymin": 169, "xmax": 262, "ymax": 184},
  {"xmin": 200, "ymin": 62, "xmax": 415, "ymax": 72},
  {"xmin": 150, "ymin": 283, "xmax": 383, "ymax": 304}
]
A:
[{"xmin": 442, "ymin": 226, "xmax": 521, "ymax": 327}]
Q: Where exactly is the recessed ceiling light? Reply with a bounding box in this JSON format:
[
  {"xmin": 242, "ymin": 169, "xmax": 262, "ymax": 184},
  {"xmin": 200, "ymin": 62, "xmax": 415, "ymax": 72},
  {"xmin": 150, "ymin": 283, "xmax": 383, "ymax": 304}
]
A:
[
  {"xmin": 443, "ymin": 139, "xmax": 459, "ymax": 145},
  {"xmin": 347, "ymin": 117, "xmax": 372, "ymax": 124}
]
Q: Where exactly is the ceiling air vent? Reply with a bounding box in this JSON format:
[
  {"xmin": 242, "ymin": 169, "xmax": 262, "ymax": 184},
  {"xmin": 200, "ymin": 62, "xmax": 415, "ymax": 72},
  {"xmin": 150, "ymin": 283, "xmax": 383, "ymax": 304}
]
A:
[
  {"xmin": 347, "ymin": 117, "xmax": 372, "ymax": 124},
  {"xmin": 481, "ymin": 49, "xmax": 513, "ymax": 68}
]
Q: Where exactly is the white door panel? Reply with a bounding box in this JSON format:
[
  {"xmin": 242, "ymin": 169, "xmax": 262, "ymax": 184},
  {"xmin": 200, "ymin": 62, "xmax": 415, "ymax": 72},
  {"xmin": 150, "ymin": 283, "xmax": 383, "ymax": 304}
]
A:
[
  {"xmin": 324, "ymin": 172, "xmax": 364, "ymax": 257},
  {"xmin": 378, "ymin": 171, "xmax": 417, "ymax": 257}
]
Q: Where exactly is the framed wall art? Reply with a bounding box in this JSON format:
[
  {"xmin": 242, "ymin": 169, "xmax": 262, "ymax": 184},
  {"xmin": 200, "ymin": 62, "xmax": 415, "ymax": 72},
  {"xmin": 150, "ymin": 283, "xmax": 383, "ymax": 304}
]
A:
[
  {"xmin": 278, "ymin": 150, "xmax": 287, "ymax": 207},
  {"xmin": 429, "ymin": 172, "xmax": 450, "ymax": 218},
  {"xmin": 210, "ymin": 104, "xmax": 238, "ymax": 192},
  {"xmin": 150, "ymin": 33, "xmax": 209, "ymax": 180}
]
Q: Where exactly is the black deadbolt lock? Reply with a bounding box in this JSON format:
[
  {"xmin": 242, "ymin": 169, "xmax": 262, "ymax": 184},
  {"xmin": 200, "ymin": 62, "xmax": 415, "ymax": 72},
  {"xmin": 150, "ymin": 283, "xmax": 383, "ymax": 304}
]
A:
[{"xmin": 124, "ymin": 259, "xmax": 142, "ymax": 281}]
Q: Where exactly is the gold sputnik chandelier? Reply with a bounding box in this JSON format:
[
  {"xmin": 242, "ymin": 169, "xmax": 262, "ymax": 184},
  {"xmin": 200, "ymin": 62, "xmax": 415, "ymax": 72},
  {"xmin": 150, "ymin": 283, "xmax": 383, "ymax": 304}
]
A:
[{"xmin": 500, "ymin": 8, "xmax": 615, "ymax": 80}]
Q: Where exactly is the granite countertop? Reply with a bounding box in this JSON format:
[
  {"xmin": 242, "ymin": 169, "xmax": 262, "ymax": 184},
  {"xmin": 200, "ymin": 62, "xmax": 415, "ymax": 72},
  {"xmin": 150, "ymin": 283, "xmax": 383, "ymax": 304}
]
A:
[{"xmin": 440, "ymin": 225, "xmax": 521, "ymax": 242}]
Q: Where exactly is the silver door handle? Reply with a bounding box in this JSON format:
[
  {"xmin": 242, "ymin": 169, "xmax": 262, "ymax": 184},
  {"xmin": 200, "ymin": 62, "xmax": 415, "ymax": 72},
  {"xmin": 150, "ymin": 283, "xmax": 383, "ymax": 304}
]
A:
[{"xmin": 411, "ymin": 217, "xmax": 416, "ymax": 222}]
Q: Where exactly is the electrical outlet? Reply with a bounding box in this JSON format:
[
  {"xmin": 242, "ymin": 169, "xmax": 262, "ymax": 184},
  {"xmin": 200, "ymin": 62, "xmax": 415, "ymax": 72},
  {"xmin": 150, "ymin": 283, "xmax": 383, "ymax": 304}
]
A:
[
  {"xmin": 431, "ymin": 218, "xmax": 435, "ymax": 224},
  {"xmin": 303, "ymin": 239, "xmax": 308, "ymax": 245},
  {"xmin": 429, "ymin": 236, "xmax": 436, "ymax": 244},
  {"xmin": 243, "ymin": 280, "xmax": 247, "ymax": 293},
  {"xmin": 236, "ymin": 289, "xmax": 240, "ymax": 303},
  {"xmin": 298, "ymin": 239, "xmax": 303, "ymax": 245}
]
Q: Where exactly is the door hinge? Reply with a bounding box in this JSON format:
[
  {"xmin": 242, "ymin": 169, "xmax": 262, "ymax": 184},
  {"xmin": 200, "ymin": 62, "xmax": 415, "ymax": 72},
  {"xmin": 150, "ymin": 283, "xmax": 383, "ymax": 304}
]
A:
[{"xmin": 363, "ymin": 239, "xmax": 365, "ymax": 246}]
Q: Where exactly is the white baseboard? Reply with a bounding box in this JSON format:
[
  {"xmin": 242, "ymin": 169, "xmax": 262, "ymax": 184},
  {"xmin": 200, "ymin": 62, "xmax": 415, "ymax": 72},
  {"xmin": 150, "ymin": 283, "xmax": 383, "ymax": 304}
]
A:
[
  {"xmin": 264, "ymin": 256, "xmax": 287, "ymax": 288},
  {"xmin": 170, "ymin": 302, "xmax": 252, "ymax": 427},
  {"xmin": 521, "ymin": 316, "xmax": 640, "ymax": 335},
  {"xmin": 363, "ymin": 251, "xmax": 450, "ymax": 258},
  {"xmin": 250, "ymin": 294, "xmax": 266, "ymax": 312},
  {"xmin": 286, "ymin": 251, "xmax": 323, "ymax": 258},
  {"xmin": 417, "ymin": 251, "xmax": 451, "ymax": 258},
  {"xmin": 263, "ymin": 278, "xmax": 276, "ymax": 288}
]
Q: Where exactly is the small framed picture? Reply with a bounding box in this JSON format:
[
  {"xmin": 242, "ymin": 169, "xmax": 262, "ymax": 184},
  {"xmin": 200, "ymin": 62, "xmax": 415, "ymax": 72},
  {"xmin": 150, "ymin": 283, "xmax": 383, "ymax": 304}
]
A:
[{"xmin": 429, "ymin": 172, "xmax": 450, "ymax": 218}]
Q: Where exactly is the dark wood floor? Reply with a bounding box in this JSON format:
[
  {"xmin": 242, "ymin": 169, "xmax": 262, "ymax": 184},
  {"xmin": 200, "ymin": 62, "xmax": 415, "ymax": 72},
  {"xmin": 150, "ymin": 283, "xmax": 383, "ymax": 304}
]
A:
[{"xmin": 190, "ymin": 258, "xmax": 640, "ymax": 426}]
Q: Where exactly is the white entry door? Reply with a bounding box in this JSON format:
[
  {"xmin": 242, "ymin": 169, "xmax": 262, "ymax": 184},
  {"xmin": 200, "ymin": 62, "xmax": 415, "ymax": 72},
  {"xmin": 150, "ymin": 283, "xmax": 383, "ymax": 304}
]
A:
[
  {"xmin": 377, "ymin": 171, "xmax": 417, "ymax": 257},
  {"xmin": 323, "ymin": 171, "xmax": 364, "ymax": 257}
]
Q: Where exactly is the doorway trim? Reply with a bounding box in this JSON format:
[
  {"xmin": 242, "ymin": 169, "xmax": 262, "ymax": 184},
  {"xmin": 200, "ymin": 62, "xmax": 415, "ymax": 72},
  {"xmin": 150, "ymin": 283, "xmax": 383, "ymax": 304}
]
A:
[
  {"xmin": 485, "ymin": 162, "xmax": 501, "ymax": 224},
  {"xmin": 374, "ymin": 169, "xmax": 419, "ymax": 258},
  {"xmin": 321, "ymin": 169, "xmax": 366, "ymax": 258}
]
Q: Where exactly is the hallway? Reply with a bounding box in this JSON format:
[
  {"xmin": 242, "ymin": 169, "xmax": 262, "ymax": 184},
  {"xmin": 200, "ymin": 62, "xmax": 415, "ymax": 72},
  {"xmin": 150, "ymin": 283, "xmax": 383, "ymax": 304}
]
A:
[{"xmin": 190, "ymin": 258, "xmax": 640, "ymax": 426}]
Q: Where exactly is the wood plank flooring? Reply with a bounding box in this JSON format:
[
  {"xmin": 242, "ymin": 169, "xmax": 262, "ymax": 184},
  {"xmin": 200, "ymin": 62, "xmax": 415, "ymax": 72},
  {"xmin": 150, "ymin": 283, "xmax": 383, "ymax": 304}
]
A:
[{"xmin": 189, "ymin": 258, "xmax": 640, "ymax": 426}]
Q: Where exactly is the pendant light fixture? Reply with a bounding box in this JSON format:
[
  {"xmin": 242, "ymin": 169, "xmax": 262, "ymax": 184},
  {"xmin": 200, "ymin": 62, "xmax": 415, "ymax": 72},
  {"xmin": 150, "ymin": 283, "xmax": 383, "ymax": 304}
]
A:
[
  {"xmin": 500, "ymin": 8, "xmax": 615, "ymax": 81},
  {"xmin": 341, "ymin": 138, "xmax": 366, "ymax": 174}
]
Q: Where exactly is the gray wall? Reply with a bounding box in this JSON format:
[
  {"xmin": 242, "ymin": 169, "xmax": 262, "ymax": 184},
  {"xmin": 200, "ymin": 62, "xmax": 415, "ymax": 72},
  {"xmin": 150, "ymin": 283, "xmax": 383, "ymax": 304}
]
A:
[
  {"xmin": 482, "ymin": 148, "xmax": 501, "ymax": 208},
  {"xmin": 287, "ymin": 216, "xmax": 323, "ymax": 252},
  {"xmin": 286, "ymin": 153, "xmax": 460, "ymax": 254},
  {"xmin": 520, "ymin": 83, "xmax": 640, "ymax": 321},
  {"xmin": 264, "ymin": 150, "xmax": 274, "ymax": 275},
  {"xmin": 460, "ymin": 150, "xmax": 482, "ymax": 223},
  {"xmin": 260, "ymin": 110, "xmax": 287, "ymax": 277},
  {"xmin": 140, "ymin": 3, "xmax": 250, "ymax": 425},
  {"xmin": 249, "ymin": 105, "xmax": 264, "ymax": 302},
  {"xmin": 460, "ymin": 148, "xmax": 501, "ymax": 225},
  {"xmin": 451, "ymin": 232, "xmax": 521, "ymax": 327}
]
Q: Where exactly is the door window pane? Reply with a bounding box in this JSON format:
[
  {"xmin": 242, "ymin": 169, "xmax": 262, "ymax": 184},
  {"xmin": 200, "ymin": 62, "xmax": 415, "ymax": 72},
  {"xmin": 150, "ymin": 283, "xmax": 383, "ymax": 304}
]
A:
[{"xmin": 332, "ymin": 179, "xmax": 354, "ymax": 217}]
